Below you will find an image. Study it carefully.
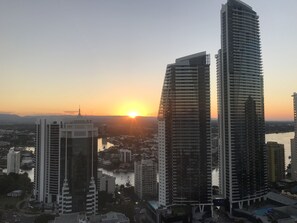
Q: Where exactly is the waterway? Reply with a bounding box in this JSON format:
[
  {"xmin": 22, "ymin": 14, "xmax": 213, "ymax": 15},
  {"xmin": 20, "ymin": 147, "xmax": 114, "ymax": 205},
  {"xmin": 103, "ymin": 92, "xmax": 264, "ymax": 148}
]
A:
[
  {"xmin": 99, "ymin": 168, "xmax": 135, "ymax": 186},
  {"xmin": 97, "ymin": 138, "xmax": 114, "ymax": 152},
  {"xmin": 9, "ymin": 133, "xmax": 293, "ymax": 187},
  {"xmin": 211, "ymin": 132, "xmax": 294, "ymax": 186},
  {"xmin": 266, "ymin": 132, "xmax": 294, "ymax": 167},
  {"xmin": 21, "ymin": 138, "xmax": 113, "ymax": 153}
]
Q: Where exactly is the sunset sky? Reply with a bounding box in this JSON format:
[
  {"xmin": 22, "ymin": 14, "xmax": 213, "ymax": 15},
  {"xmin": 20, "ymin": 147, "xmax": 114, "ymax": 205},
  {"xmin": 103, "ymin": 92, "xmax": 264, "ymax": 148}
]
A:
[{"xmin": 0, "ymin": 0, "xmax": 296, "ymax": 120}]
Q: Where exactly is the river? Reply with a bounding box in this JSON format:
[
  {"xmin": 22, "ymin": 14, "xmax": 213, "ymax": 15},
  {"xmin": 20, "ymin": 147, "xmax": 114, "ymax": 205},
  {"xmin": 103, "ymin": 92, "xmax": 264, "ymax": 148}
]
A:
[
  {"xmin": 97, "ymin": 133, "xmax": 296, "ymax": 187},
  {"xmin": 266, "ymin": 132, "xmax": 294, "ymax": 168},
  {"xmin": 98, "ymin": 138, "xmax": 114, "ymax": 151},
  {"xmin": 12, "ymin": 133, "xmax": 294, "ymax": 187}
]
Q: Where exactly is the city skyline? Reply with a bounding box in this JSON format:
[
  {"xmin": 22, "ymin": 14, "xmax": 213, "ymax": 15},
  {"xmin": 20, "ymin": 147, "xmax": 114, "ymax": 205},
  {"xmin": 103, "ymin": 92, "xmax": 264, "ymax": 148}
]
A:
[{"xmin": 1, "ymin": 0, "xmax": 297, "ymax": 120}]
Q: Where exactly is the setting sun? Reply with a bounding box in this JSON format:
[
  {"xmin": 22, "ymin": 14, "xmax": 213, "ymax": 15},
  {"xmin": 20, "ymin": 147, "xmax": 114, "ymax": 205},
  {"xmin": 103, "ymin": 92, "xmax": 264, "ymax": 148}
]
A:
[
  {"xmin": 117, "ymin": 100, "xmax": 152, "ymax": 117},
  {"xmin": 128, "ymin": 111, "xmax": 138, "ymax": 118}
]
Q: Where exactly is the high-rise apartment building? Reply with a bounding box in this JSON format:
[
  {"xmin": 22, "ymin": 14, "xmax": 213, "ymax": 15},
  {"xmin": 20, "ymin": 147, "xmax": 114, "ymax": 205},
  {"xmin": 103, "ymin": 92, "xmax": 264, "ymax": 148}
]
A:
[
  {"xmin": 34, "ymin": 114, "xmax": 98, "ymax": 215},
  {"xmin": 267, "ymin": 142, "xmax": 285, "ymax": 182},
  {"xmin": 7, "ymin": 148, "xmax": 20, "ymax": 174},
  {"xmin": 134, "ymin": 159, "xmax": 157, "ymax": 200},
  {"xmin": 158, "ymin": 52, "xmax": 212, "ymax": 210},
  {"xmin": 291, "ymin": 93, "xmax": 297, "ymax": 181},
  {"xmin": 217, "ymin": 0, "xmax": 267, "ymax": 211},
  {"xmin": 34, "ymin": 119, "xmax": 60, "ymax": 204}
]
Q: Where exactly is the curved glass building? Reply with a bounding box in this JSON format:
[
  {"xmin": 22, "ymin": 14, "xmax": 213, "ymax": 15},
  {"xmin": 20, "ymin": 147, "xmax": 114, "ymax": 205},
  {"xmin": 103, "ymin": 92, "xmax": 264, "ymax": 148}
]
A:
[
  {"xmin": 158, "ymin": 52, "xmax": 212, "ymax": 209},
  {"xmin": 217, "ymin": 0, "xmax": 267, "ymax": 211}
]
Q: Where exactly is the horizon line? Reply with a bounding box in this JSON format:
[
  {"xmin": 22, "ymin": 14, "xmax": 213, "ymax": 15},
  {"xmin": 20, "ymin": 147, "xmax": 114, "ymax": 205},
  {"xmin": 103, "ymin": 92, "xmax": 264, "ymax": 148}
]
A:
[{"xmin": 0, "ymin": 112, "xmax": 294, "ymax": 122}]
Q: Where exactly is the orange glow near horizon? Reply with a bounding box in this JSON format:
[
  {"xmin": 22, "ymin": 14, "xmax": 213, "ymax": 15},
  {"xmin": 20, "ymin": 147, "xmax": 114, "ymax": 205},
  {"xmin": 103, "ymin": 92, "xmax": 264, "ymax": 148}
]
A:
[
  {"xmin": 1, "ymin": 96, "xmax": 294, "ymax": 121},
  {"xmin": 3, "ymin": 102, "xmax": 294, "ymax": 121},
  {"xmin": 115, "ymin": 100, "xmax": 153, "ymax": 117},
  {"xmin": 128, "ymin": 111, "xmax": 138, "ymax": 118}
]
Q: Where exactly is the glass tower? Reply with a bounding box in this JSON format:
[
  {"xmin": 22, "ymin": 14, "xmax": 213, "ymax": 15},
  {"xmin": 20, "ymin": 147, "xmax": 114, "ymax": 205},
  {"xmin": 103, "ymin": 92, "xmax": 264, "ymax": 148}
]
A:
[
  {"xmin": 217, "ymin": 0, "xmax": 267, "ymax": 211},
  {"xmin": 158, "ymin": 52, "xmax": 212, "ymax": 207},
  {"xmin": 60, "ymin": 117, "xmax": 98, "ymax": 213}
]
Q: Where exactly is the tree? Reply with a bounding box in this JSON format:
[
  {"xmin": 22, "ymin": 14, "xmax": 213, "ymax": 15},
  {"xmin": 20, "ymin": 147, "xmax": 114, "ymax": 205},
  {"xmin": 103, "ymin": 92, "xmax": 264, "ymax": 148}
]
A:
[
  {"xmin": 98, "ymin": 191, "xmax": 113, "ymax": 210},
  {"xmin": 0, "ymin": 172, "xmax": 33, "ymax": 195}
]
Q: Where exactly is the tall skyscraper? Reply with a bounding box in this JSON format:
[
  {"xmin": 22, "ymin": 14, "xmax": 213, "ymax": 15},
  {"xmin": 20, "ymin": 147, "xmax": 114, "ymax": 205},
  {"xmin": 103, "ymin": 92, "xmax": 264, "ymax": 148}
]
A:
[
  {"xmin": 291, "ymin": 93, "xmax": 297, "ymax": 181},
  {"xmin": 217, "ymin": 0, "xmax": 267, "ymax": 211},
  {"xmin": 134, "ymin": 159, "xmax": 157, "ymax": 200},
  {"xmin": 158, "ymin": 52, "xmax": 212, "ymax": 210},
  {"xmin": 34, "ymin": 113, "xmax": 98, "ymax": 215},
  {"xmin": 267, "ymin": 142, "xmax": 285, "ymax": 182},
  {"xmin": 7, "ymin": 148, "xmax": 20, "ymax": 174}
]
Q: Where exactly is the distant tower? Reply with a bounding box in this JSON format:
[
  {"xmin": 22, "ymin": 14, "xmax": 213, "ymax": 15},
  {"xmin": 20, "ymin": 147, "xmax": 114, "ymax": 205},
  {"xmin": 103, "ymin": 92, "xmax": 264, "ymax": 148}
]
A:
[
  {"xmin": 291, "ymin": 93, "xmax": 297, "ymax": 181},
  {"xmin": 7, "ymin": 148, "xmax": 20, "ymax": 174},
  {"xmin": 102, "ymin": 124, "xmax": 107, "ymax": 138},
  {"xmin": 217, "ymin": 0, "xmax": 267, "ymax": 212},
  {"xmin": 158, "ymin": 52, "xmax": 212, "ymax": 210},
  {"xmin": 134, "ymin": 159, "xmax": 157, "ymax": 200},
  {"xmin": 101, "ymin": 124, "xmax": 108, "ymax": 145},
  {"xmin": 267, "ymin": 142, "xmax": 285, "ymax": 182}
]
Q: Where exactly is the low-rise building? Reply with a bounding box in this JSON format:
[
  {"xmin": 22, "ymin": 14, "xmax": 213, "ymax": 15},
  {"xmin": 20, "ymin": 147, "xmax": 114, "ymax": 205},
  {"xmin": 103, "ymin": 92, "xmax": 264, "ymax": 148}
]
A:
[
  {"xmin": 97, "ymin": 170, "xmax": 116, "ymax": 194},
  {"xmin": 7, "ymin": 190, "xmax": 23, "ymax": 197},
  {"xmin": 99, "ymin": 211, "xmax": 130, "ymax": 223},
  {"xmin": 51, "ymin": 213, "xmax": 88, "ymax": 223},
  {"xmin": 52, "ymin": 212, "xmax": 130, "ymax": 223}
]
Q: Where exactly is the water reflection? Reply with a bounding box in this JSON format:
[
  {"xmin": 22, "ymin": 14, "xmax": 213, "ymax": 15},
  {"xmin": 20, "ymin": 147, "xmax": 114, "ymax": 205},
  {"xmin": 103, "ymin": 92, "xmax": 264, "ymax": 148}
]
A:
[
  {"xmin": 97, "ymin": 138, "xmax": 114, "ymax": 152},
  {"xmin": 7, "ymin": 133, "xmax": 292, "ymax": 187},
  {"xmin": 98, "ymin": 168, "xmax": 134, "ymax": 186},
  {"xmin": 3, "ymin": 168, "xmax": 34, "ymax": 182},
  {"xmin": 98, "ymin": 168, "xmax": 220, "ymax": 187},
  {"xmin": 25, "ymin": 147, "xmax": 35, "ymax": 153},
  {"xmin": 266, "ymin": 132, "xmax": 294, "ymax": 167}
]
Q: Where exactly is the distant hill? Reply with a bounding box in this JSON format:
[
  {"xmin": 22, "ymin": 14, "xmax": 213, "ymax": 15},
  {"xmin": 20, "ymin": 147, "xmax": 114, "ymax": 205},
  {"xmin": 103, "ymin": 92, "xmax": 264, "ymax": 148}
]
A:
[
  {"xmin": 0, "ymin": 113, "xmax": 158, "ymax": 136},
  {"xmin": 0, "ymin": 114, "xmax": 293, "ymax": 135},
  {"xmin": 0, "ymin": 113, "xmax": 157, "ymax": 125},
  {"xmin": 0, "ymin": 114, "xmax": 31, "ymax": 124}
]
